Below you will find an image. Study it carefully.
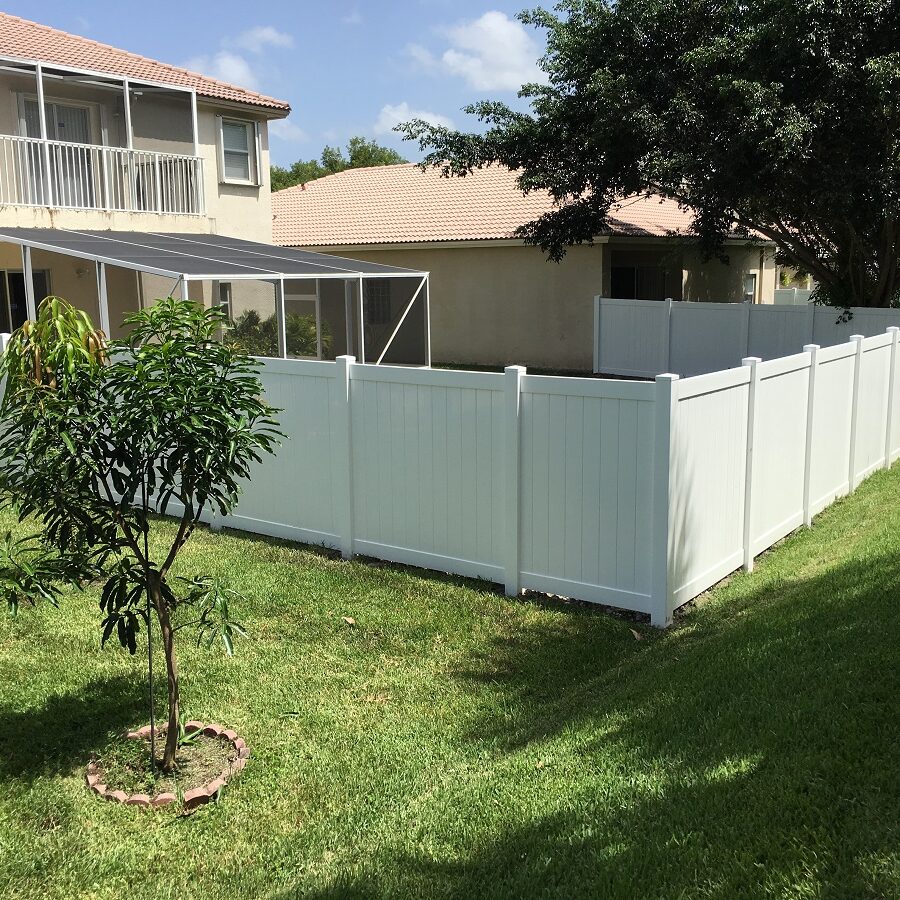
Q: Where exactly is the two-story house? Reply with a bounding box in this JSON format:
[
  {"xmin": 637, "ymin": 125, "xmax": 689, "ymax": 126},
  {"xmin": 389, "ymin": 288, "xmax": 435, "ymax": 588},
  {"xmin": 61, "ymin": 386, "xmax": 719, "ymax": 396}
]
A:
[{"xmin": 0, "ymin": 13, "xmax": 429, "ymax": 364}]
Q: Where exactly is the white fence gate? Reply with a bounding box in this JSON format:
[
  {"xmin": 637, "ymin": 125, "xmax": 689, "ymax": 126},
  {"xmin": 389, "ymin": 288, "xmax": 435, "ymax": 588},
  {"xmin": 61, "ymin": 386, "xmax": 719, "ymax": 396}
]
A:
[
  {"xmin": 203, "ymin": 328, "xmax": 900, "ymax": 626},
  {"xmin": 593, "ymin": 297, "xmax": 900, "ymax": 377}
]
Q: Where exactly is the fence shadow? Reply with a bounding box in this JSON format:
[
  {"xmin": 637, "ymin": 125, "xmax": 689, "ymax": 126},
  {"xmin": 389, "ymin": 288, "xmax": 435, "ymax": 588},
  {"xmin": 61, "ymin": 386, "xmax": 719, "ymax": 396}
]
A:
[
  {"xmin": 0, "ymin": 673, "xmax": 146, "ymax": 781},
  {"xmin": 273, "ymin": 546, "xmax": 900, "ymax": 898}
]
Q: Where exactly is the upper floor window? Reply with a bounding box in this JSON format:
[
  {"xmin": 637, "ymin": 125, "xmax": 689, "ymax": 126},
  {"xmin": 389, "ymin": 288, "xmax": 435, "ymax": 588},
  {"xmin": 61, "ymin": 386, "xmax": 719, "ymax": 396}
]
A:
[{"xmin": 217, "ymin": 117, "xmax": 259, "ymax": 185}]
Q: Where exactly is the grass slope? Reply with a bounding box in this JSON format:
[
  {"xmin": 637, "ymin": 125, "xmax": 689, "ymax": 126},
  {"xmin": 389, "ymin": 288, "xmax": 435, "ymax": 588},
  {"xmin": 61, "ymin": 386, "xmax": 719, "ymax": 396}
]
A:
[{"xmin": 0, "ymin": 466, "xmax": 899, "ymax": 899}]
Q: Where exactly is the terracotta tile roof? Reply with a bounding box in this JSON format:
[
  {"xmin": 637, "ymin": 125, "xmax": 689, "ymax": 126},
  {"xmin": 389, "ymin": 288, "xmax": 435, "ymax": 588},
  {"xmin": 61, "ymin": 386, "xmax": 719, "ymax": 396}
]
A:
[
  {"xmin": 272, "ymin": 163, "xmax": 700, "ymax": 247},
  {"xmin": 0, "ymin": 13, "xmax": 290, "ymax": 113}
]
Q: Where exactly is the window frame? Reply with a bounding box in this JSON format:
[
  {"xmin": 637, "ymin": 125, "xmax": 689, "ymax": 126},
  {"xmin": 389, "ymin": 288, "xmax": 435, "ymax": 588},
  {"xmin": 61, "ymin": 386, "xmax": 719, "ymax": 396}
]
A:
[{"xmin": 216, "ymin": 116, "xmax": 260, "ymax": 186}]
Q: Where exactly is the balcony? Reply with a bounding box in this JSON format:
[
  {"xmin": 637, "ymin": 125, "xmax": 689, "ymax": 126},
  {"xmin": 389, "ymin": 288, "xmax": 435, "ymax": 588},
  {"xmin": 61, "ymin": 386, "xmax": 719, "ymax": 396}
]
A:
[{"xmin": 0, "ymin": 135, "xmax": 204, "ymax": 216}]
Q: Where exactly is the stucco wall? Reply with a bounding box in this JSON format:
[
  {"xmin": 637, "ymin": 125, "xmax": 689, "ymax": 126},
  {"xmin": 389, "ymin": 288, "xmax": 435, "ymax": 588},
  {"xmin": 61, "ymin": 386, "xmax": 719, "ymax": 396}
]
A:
[
  {"xmin": 320, "ymin": 244, "xmax": 606, "ymax": 371},
  {"xmin": 313, "ymin": 241, "xmax": 778, "ymax": 371}
]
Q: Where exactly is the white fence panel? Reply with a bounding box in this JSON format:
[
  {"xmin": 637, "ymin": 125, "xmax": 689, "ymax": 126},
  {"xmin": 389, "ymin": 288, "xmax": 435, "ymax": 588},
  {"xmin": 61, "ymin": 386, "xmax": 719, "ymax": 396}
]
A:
[
  {"xmin": 594, "ymin": 298, "xmax": 669, "ymax": 376},
  {"xmin": 748, "ymin": 305, "xmax": 814, "ymax": 361},
  {"xmin": 669, "ymin": 369, "xmax": 749, "ymax": 607},
  {"xmin": 748, "ymin": 354, "xmax": 810, "ymax": 554},
  {"xmin": 669, "ymin": 303, "xmax": 747, "ymax": 376},
  {"xmin": 853, "ymin": 334, "xmax": 892, "ymax": 482},
  {"xmin": 595, "ymin": 297, "xmax": 900, "ymax": 378},
  {"xmin": 349, "ymin": 366, "xmax": 504, "ymax": 581},
  {"xmin": 774, "ymin": 288, "xmax": 814, "ymax": 305},
  {"xmin": 222, "ymin": 359, "xmax": 342, "ymax": 546},
  {"xmin": 519, "ymin": 376, "xmax": 656, "ymax": 612},
  {"xmin": 806, "ymin": 344, "xmax": 855, "ymax": 517}
]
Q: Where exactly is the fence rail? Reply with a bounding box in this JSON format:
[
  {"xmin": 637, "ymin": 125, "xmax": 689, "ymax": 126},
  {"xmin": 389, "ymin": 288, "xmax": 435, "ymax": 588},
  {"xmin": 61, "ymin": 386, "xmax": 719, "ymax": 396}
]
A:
[
  {"xmin": 0, "ymin": 135, "xmax": 204, "ymax": 216},
  {"xmin": 594, "ymin": 296, "xmax": 900, "ymax": 377}
]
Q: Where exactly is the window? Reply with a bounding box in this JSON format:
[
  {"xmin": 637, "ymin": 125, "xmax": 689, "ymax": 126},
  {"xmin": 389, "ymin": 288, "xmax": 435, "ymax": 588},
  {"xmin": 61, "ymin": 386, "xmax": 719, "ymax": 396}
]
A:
[
  {"xmin": 743, "ymin": 273, "xmax": 757, "ymax": 304},
  {"xmin": 364, "ymin": 279, "xmax": 392, "ymax": 325},
  {"xmin": 217, "ymin": 282, "xmax": 233, "ymax": 321},
  {"xmin": 610, "ymin": 265, "xmax": 668, "ymax": 301},
  {"xmin": 218, "ymin": 118, "xmax": 258, "ymax": 184}
]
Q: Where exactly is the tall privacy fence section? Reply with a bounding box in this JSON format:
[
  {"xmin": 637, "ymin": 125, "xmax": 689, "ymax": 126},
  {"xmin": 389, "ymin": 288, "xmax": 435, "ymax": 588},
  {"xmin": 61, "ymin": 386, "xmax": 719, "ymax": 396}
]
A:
[
  {"xmin": 593, "ymin": 296, "xmax": 900, "ymax": 377},
  {"xmin": 3, "ymin": 328, "xmax": 898, "ymax": 626}
]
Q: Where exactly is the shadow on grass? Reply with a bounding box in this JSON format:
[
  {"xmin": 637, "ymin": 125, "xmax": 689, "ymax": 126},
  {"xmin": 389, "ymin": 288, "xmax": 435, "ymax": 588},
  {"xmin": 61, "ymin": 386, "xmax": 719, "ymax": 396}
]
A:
[
  {"xmin": 0, "ymin": 673, "xmax": 147, "ymax": 782},
  {"xmin": 283, "ymin": 548, "xmax": 900, "ymax": 899}
]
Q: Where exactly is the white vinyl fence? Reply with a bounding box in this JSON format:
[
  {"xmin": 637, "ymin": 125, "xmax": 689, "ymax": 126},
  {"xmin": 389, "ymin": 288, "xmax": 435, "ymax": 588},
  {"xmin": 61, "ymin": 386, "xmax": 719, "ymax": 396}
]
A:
[
  {"xmin": 197, "ymin": 327, "xmax": 900, "ymax": 626},
  {"xmin": 774, "ymin": 288, "xmax": 814, "ymax": 305},
  {"xmin": 594, "ymin": 296, "xmax": 900, "ymax": 377}
]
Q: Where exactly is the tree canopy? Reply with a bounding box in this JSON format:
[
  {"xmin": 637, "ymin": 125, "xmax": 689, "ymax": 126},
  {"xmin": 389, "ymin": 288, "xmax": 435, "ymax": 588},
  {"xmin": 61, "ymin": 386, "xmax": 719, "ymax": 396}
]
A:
[
  {"xmin": 272, "ymin": 136, "xmax": 406, "ymax": 191},
  {"xmin": 400, "ymin": 0, "xmax": 900, "ymax": 308}
]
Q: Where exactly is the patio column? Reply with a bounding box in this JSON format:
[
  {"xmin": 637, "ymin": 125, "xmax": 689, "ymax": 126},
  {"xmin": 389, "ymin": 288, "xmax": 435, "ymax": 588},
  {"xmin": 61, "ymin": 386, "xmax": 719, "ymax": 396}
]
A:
[
  {"xmin": 21, "ymin": 246, "xmax": 36, "ymax": 321},
  {"xmin": 34, "ymin": 64, "xmax": 53, "ymax": 206},
  {"xmin": 95, "ymin": 261, "xmax": 111, "ymax": 336},
  {"xmin": 190, "ymin": 91, "xmax": 199, "ymax": 157},
  {"xmin": 122, "ymin": 78, "xmax": 134, "ymax": 149}
]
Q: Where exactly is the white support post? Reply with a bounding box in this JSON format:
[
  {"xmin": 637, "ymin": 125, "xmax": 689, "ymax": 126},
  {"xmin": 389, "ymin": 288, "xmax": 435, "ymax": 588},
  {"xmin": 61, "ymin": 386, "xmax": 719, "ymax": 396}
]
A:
[
  {"xmin": 35, "ymin": 64, "xmax": 53, "ymax": 206},
  {"xmin": 593, "ymin": 296, "xmax": 601, "ymax": 374},
  {"xmin": 742, "ymin": 357, "xmax": 761, "ymax": 572},
  {"xmin": 314, "ymin": 279, "xmax": 323, "ymax": 360},
  {"xmin": 189, "ymin": 91, "xmax": 199, "ymax": 157},
  {"xmin": 884, "ymin": 327, "xmax": 899, "ymax": 469},
  {"xmin": 123, "ymin": 78, "xmax": 134, "ymax": 149},
  {"xmin": 848, "ymin": 335, "xmax": 864, "ymax": 491},
  {"xmin": 178, "ymin": 277, "xmax": 188, "ymax": 301},
  {"xmin": 275, "ymin": 279, "xmax": 287, "ymax": 359},
  {"xmin": 802, "ymin": 344, "xmax": 819, "ymax": 526},
  {"xmin": 335, "ymin": 355, "xmax": 356, "ymax": 559},
  {"xmin": 344, "ymin": 280, "xmax": 354, "ymax": 358},
  {"xmin": 503, "ymin": 365, "xmax": 526, "ymax": 596},
  {"xmin": 357, "ymin": 276, "xmax": 366, "ymax": 364},
  {"xmin": 96, "ymin": 261, "xmax": 111, "ymax": 336},
  {"xmin": 650, "ymin": 373, "xmax": 679, "ymax": 628},
  {"xmin": 21, "ymin": 246, "xmax": 36, "ymax": 321},
  {"xmin": 424, "ymin": 275, "xmax": 432, "ymax": 367}
]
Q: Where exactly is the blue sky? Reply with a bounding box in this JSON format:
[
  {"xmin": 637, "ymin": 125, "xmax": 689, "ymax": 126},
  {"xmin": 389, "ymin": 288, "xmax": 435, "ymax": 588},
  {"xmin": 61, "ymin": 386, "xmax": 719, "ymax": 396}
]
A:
[{"xmin": 7, "ymin": 1, "xmax": 545, "ymax": 166}]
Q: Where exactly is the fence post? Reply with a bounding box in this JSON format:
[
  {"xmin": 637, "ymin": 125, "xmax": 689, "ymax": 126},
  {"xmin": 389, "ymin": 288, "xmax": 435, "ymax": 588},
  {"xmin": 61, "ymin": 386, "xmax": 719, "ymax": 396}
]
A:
[
  {"xmin": 593, "ymin": 296, "xmax": 601, "ymax": 374},
  {"xmin": 650, "ymin": 373, "xmax": 679, "ymax": 628},
  {"xmin": 848, "ymin": 335, "xmax": 864, "ymax": 492},
  {"xmin": 503, "ymin": 365, "xmax": 526, "ymax": 596},
  {"xmin": 335, "ymin": 355, "xmax": 356, "ymax": 560},
  {"xmin": 742, "ymin": 357, "xmax": 761, "ymax": 572},
  {"xmin": 884, "ymin": 327, "xmax": 899, "ymax": 469},
  {"xmin": 802, "ymin": 344, "xmax": 819, "ymax": 526}
]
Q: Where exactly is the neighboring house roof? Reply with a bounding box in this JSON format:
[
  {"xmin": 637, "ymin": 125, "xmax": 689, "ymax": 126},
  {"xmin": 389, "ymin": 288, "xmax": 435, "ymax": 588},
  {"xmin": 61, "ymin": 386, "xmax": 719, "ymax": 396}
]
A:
[
  {"xmin": 272, "ymin": 163, "xmax": 702, "ymax": 248},
  {"xmin": 0, "ymin": 13, "xmax": 290, "ymax": 114}
]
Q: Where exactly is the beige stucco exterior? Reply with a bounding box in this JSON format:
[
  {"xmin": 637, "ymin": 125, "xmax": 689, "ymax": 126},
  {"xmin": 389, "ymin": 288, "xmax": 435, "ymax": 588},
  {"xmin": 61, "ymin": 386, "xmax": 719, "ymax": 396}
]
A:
[
  {"xmin": 0, "ymin": 68, "xmax": 282, "ymax": 335},
  {"xmin": 312, "ymin": 239, "xmax": 776, "ymax": 371}
]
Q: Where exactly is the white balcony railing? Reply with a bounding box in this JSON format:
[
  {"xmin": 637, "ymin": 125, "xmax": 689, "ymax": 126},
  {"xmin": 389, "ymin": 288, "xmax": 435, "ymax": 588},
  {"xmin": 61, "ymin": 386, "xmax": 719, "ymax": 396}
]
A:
[{"xmin": 0, "ymin": 135, "xmax": 205, "ymax": 216}]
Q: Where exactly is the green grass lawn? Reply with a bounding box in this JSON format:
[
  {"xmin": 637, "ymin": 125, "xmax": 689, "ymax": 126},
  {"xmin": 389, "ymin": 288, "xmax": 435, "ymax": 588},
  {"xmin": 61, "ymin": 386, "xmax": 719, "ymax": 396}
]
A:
[{"xmin": 1, "ymin": 466, "xmax": 899, "ymax": 899}]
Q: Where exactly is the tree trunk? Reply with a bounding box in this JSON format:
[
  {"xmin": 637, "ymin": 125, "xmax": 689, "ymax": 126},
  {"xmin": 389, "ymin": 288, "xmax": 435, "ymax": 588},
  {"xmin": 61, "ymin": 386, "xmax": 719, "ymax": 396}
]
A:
[{"xmin": 150, "ymin": 574, "xmax": 180, "ymax": 773}]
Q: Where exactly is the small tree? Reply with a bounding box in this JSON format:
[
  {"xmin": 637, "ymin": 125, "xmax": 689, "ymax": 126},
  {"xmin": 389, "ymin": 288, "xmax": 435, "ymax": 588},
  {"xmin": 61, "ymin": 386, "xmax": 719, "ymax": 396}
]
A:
[{"xmin": 0, "ymin": 298, "xmax": 281, "ymax": 772}]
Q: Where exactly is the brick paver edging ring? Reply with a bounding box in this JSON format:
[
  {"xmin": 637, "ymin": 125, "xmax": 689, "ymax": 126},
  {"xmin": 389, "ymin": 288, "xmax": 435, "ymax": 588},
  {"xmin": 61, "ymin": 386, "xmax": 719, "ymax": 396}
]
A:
[{"xmin": 85, "ymin": 721, "xmax": 250, "ymax": 810}]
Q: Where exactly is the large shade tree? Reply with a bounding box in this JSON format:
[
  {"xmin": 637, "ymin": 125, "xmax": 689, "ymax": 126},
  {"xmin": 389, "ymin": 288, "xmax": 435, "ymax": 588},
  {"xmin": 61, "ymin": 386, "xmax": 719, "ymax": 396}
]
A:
[{"xmin": 401, "ymin": 0, "xmax": 900, "ymax": 308}]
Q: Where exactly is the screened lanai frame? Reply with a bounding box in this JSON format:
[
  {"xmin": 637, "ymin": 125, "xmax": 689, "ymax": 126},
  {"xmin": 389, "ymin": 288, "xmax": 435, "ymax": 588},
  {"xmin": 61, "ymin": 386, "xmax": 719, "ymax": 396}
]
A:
[{"xmin": 0, "ymin": 228, "xmax": 431, "ymax": 365}]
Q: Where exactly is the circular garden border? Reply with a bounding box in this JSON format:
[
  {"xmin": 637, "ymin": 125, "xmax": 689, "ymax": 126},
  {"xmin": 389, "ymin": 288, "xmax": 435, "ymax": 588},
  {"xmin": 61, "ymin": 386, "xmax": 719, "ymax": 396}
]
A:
[{"xmin": 85, "ymin": 721, "xmax": 250, "ymax": 810}]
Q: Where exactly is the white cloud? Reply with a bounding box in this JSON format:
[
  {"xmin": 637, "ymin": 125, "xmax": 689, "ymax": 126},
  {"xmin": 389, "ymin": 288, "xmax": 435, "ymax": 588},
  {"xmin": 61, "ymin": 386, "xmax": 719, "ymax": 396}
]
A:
[
  {"xmin": 269, "ymin": 118, "xmax": 308, "ymax": 143},
  {"xmin": 232, "ymin": 25, "xmax": 294, "ymax": 54},
  {"xmin": 184, "ymin": 51, "xmax": 259, "ymax": 90},
  {"xmin": 410, "ymin": 11, "xmax": 544, "ymax": 92},
  {"xmin": 373, "ymin": 102, "xmax": 454, "ymax": 136},
  {"xmin": 341, "ymin": 11, "xmax": 363, "ymax": 26}
]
